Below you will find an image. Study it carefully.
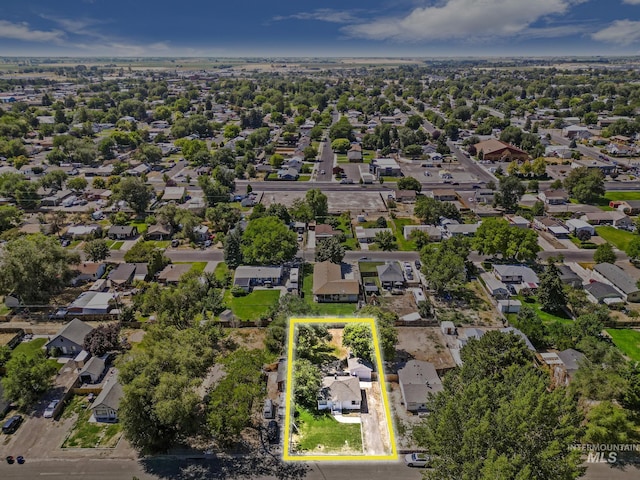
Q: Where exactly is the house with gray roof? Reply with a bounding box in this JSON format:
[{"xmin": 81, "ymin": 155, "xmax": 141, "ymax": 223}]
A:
[
  {"xmin": 377, "ymin": 262, "xmax": 405, "ymax": 289},
  {"xmin": 594, "ymin": 263, "xmax": 640, "ymax": 302},
  {"xmin": 107, "ymin": 225, "xmax": 137, "ymax": 239},
  {"xmin": 233, "ymin": 266, "xmax": 283, "ymax": 291},
  {"xmin": 398, "ymin": 360, "xmax": 443, "ymax": 411},
  {"xmin": 45, "ymin": 318, "xmax": 94, "ymax": 356},
  {"xmin": 347, "ymin": 357, "xmax": 373, "ymax": 382},
  {"xmin": 108, "ymin": 263, "xmax": 137, "ymax": 287},
  {"xmin": 317, "ymin": 376, "xmax": 362, "ymax": 414},
  {"xmin": 493, "ymin": 265, "xmax": 539, "ymax": 285},
  {"xmin": 91, "ymin": 372, "xmax": 124, "ymax": 422},
  {"xmin": 585, "ymin": 281, "xmax": 624, "ymax": 305},
  {"xmin": 557, "ymin": 265, "xmax": 582, "ymax": 289},
  {"xmin": 556, "ymin": 349, "xmax": 586, "ymax": 384},
  {"xmin": 79, "ymin": 356, "xmax": 107, "ymax": 384}
]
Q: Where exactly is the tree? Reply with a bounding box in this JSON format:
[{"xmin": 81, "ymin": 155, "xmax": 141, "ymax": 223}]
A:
[
  {"xmin": 342, "ymin": 323, "xmax": 373, "ymax": 361},
  {"xmin": 373, "ymin": 230, "xmax": 397, "ymax": 251},
  {"xmin": 563, "ymin": 166, "xmax": 605, "ymax": 204},
  {"xmin": 66, "ymin": 176, "xmax": 88, "ymax": 192},
  {"xmin": 420, "ymin": 238, "xmax": 469, "ymax": 295},
  {"xmin": 583, "ymin": 401, "xmax": 638, "ymax": 445},
  {"xmin": 116, "ymin": 177, "xmax": 152, "ymax": 215},
  {"xmin": 241, "ymin": 216, "xmax": 298, "ymax": 265},
  {"xmin": 315, "ymin": 237, "xmax": 345, "ymax": 264},
  {"xmin": 413, "ymin": 332, "xmax": 583, "ymax": 480},
  {"xmin": 594, "ymin": 242, "xmax": 616, "ymax": 264},
  {"xmin": 329, "ymin": 116, "xmax": 354, "ymax": 141},
  {"xmin": 473, "ymin": 218, "xmax": 540, "ymax": 261},
  {"xmin": 396, "ymin": 176, "xmax": 422, "ymax": 192},
  {"xmin": 40, "ymin": 169, "xmax": 67, "ymax": 191},
  {"xmin": 289, "ymin": 198, "xmax": 314, "ymax": 223},
  {"xmin": 576, "ymin": 229, "xmax": 592, "ymax": 242},
  {"xmin": 0, "ymin": 234, "xmax": 79, "ymax": 303},
  {"xmin": 223, "ymin": 227, "xmax": 243, "ymax": 269},
  {"xmin": 269, "ymin": 153, "xmax": 284, "ymax": 168},
  {"xmin": 531, "ymin": 157, "xmax": 547, "ymax": 177},
  {"xmin": 83, "ymin": 239, "xmax": 111, "ymax": 262},
  {"xmin": 537, "ymin": 263, "xmax": 567, "ymax": 313},
  {"xmin": 84, "ymin": 323, "xmax": 121, "ymax": 356},
  {"xmin": 331, "ymin": 138, "xmax": 351, "ymax": 153},
  {"xmin": 293, "ymin": 358, "xmax": 322, "ymax": 410},
  {"xmin": 495, "ymin": 175, "xmax": 525, "ymax": 213},
  {"xmin": 298, "ymin": 190, "xmax": 326, "ymax": 221},
  {"xmin": 0, "ymin": 205, "xmax": 22, "ymax": 233},
  {"xmin": 531, "ymin": 199, "xmax": 545, "ymax": 216},
  {"xmin": 626, "ymin": 236, "xmax": 640, "ymax": 263},
  {"xmin": 2, "ymin": 351, "xmax": 58, "ymax": 408},
  {"xmin": 303, "ymin": 145, "xmax": 318, "ymax": 161},
  {"xmin": 358, "ymin": 306, "xmax": 398, "ymax": 360}
]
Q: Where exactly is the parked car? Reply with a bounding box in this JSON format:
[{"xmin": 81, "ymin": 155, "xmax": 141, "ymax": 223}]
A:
[
  {"xmin": 43, "ymin": 400, "xmax": 60, "ymax": 419},
  {"xmin": 320, "ymin": 169, "xmax": 326, "ymax": 175},
  {"xmin": 263, "ymin": 399, "xmax": 274, "ymax": 419},
  {"xmin": 2, "ymin": 415, "xmax": 23, "ymax": 434},
  {"xmin": 404, "ymin": 453, "xmax": 432, "ymax": 467},
  {"xmin": 266, "ymin": 420, "xmax": 279, "ymax": 444},
  {"xmin": 204, "ymin": 240, "xmax": 212, "ymax": 248},
  {"xmin": 171, "ymin": 239, "xmax": 180, "ymax": 248},
  {"xmin": 415, "ymin": 260, "xmax": 422, "ymax": 269}
]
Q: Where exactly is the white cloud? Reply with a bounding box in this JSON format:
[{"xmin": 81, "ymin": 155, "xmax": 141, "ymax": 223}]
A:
[
  {"xmin": 592, "ymin": 19, "xmax": 640, "ymax": 45},
  {"xmin": 345, "ymin": 0, "xmax": 585, "ymax": 41},
  {"xmin": 0, "ymin": 20, "xmax": 63, "ymax": 42},
  {"xmin": 273, "ymin": 9, "xmax": 359, "ymax": 24}
]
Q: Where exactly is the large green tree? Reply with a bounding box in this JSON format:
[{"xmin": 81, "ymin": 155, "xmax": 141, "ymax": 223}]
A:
[
  {"xmin": 2, "ymin": 351, "xmax": 58, "ymax": 408},
  {"xmin": 472, "ymin": 217, "xmax": 540, "ymax": 261},
  {"xmin": 420, "ymin": 238, "xmax": 469, "ymax": 295},
  {"xmin": 0, "ymin": 234, "xmax": 79, "ymax": 303},
  {"xmin": 593, "ymin": 242, "xmax": 616, "ymax": 264},
  {"xmin": 563, "ymin": 166, "xmax": 605, "ymax": 204},
  {"xmin": 495, "ymin": 175, "xmax": 525, "ymax": 212},
  {"xmin": 0, "ymin": 205, "xmax": 22, "ymax": 233},
  {"xmin": 116, "ymin": 177, "xmax": 152, "ymax": 215},
  {"xmin": 293, "ymin": 358, "xmax": 323, "ymax": 410},
  {"xmin": 396, "ymin": 176, "xmax": 422, "ymax": 192},
  {"xmin": 414, "ymin": 331, "xmax": 584, "ymax": 480},
  {"xmin": 83, "ymin": 239, "xmax": 111, "ymax": 262},
  {"xmin": 537, "ymin": 263, "xmax": 567, "ymax": 313},
  {"xmin": 373, "ymin": 230, "xmax": 397, "ymax": 251},
  {"xmin": 241, "ymin": 216, "xmax": 298, "ymax": 265},
  {"xmin": 315, "ymin": 237, "xmax": 345, "ymax": 264},
  {"xmin": 305, "ymin": 189, "xmax": 328, "ymax": 220},
  {"xmin": 414, "ymin": 196, "xmax": 460, "ymax": 224},
  {"xmin": 342, "ymin": 323, "xmax": 374, "ymax": 361}
]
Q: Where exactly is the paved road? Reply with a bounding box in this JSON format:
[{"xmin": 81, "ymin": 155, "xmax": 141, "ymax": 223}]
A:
[
  {"xmin": 316, "ymin": 138, "xmax": 334, "ymax": 182},
  {"xmin": 446, "ymin": 140, "xmax": 496, "ymax": 184}
]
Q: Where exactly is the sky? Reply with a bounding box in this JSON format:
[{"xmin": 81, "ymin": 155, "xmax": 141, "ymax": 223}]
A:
[{"xmin": 0, "ymin": 0, "xmax": 639, "ymax": 57}]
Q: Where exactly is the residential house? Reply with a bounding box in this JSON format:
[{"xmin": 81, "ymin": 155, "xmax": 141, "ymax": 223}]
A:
[
  {"xmin": 430, "ymin": 189, "xmax": 458, "ymax": 202},
  {"xmin": 585, "ymin": 281, "xmax": 624, "ymax": 305},
  {"xmin": 565, "ymin": 219, "xmax": 595, "ymax": 236},
  {"xmin": 370, "ymin": 158, "xmax": 402, "ymax": 177},
  {"xmin": 91, "ymin": 373, "xmax": 124, "ymax": 422},
  {"xmin": 79, "ymin": 356, "xmax": 107, "ymax": 384},
  {"xmin": 193, "ymin": 225, "xmax": 210, "ymax": 242},
  {"xmin": 533, "ymin": 217, "xmax": 570, "ymax": 238},
  {"xmin": 562, "ymin": 125, "xmax": 592, "ymax": 139},
  {"xmin": 146, "ymin": 223, "xmax": 173, "ymax": 240},
  {"xmin": 480, "ymin": 273, "xmax": 509, "ymax": 299},
  {"xmin": 312, "ymin": 261, "xmax": 360, "ymax": 303},
  {"xmin": 107, "ymin": 225, "xmax": 137, "ymax": 240},
  {"xmin": 157, "ymin": 264, "xmax": 192, "ymax": 284},
  {"xmin": 571, "ymin": 158, "xmax": 616, "ymax": 175},
  {"xmin": 67, "ymin": 292, "xmax": 116, "ymax": 315},
  {"xmin": 41, "ymin": 189, "xmax": 75, "ymax": 207},
  {"xmin": 403, "ymin": 225, "xmax": 442, "ymax": 242},
  {"xmin": 394, "ymin": 190, "xmax": 417, "ymax": 203},
  {"xmin": 493, "ymin": 265, "xmax": 539, "ymax": 286},
  {"xmin": 539, "ymin": 189, "xmax": 568, "ymax": 205},
  {"xmin": 108, "ymin": 263, "xmax": 137, "ymax": 287},
  {"xmin": 163, "ymin": 186, "xmax": 186, "ymax": 203},
  {"xmin": 347, "ymin": 144, "xmax": 362, "ymax": 162},
  {"xmin": 398, "ymin": 360, "xmax": 443, "ymax": 412},
  {"xmin": 498, "ymin": 299, "xmax": 522, "ymax": 314},
  {"xmin": 377, "ymin": 262, "xmax": 405, "ymax": 289},
  {"xmin": 541, "ymin": 349, "xmax": 585, "ymax": 386},
  {"xmin": 317, "ymin": 376, "xmax": 362, "ymax": 414},
  {"xmin": 593, "ymin": 263, "xmax": 640, "ymax": 302},
  {"xmin": 66, "ymin": 224, "xmax": 101, "ymax": 239},
  {"xmin": 557, "ymin": 265, "xmax": 582, "ymax": 289},
  {"xmin": 347, "ymin": 357, "xmax": 373, "ymax": 382},
  {"xmin": 233, "ymin": 266, "xmax": 283, "ymax": 291},
  {"xmin": 506, "ymin": 215, "xmax": 530, "ymax": 229},
  {"xmin": 45, "ymin": 318, "xmax": 94, "ymax": 355},
  {"xmin": 314, "ymin": 224, "xmax": 341, "ymax": 241},
  {"xmin": 442, "ymin": 223, "xmax": 480, "ymax": 237},
  {"xmin": 474, "ymin": 139, "xmax": 528, "ymax": 162},
  {"xmin": 276, "ymin": 167, "xmax": 299, "ymax": 180},
  {"xmin": 581, "ymin": 211, "xmax": 633, "ymax": 228},
  {"xmin": 71, "ymin": 263, "xmax": 106, "ymax": 286},
  {"xmin": 355, "ymin": 226, "xmax": 392, "ymax": 244}
]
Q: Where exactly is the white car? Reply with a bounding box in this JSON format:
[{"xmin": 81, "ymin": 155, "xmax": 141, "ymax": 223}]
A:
[
  {"xmin": 404, "ymin": 453, "xmax": 431, "ymax": 467},
  {"xmin": 43, "ymin": 400, "xmax": 60, "ymax": 419}
]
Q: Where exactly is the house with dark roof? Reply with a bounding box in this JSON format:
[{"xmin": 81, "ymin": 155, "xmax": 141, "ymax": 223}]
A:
[
  {"xmin": 71, "ymin": 262, "xmax": 106, "ymax": 286},
  {"xmin": 67, "ymin": 292, "xmax": 116, "ymax": 315},
  {"xmin": 233, "ymin": 266, "xmax": 283, "ymax": 291},
  {"xmin": 347, "ymin": 357, "xmax": 373, "ymax": 381},
  {"xmin": 79, "ymin": 356, "xmax": 107, "ymax": 384},
  {"xmin": 539, "ymin": 189, "xmax": 568, "ymax": 205},
  {"xmin": 313, "ymin": 261, "xmax": 360, "ymax": 303},
  {"xmin": 146, "ymin": 223, "xmax": 173, "ymax": 240},
  {"xmin": 594, "ymin": 263, "xmax": 640, "ymax": 302},
  {"xmin": 557, "ymin": 265, "xmax": 582, "ymax": 289},
  {"xmin": 91, "ymin": 373, "xmax": 124, "ymax": 422},
  {"xmin": 541, "ymin": 348, "xmax": 586, "ymax": 385},
  {"xmin": 107, "ymin": 225, "xmax": 137, "ymax": 240},
  {"xmin": 377, "ymin": 262, "xmax": 405, "ymax": 289},
  {"xmin": 317, "ymin": 376, "xmax": 362, "ymax": 414},
  {"xmin": 45, "ymin": 318, "xmax": 94, "ymax": 355},
  {"xmin": 585, "ymin": 281, "xmax": 624, "ymax": 305},
  {"xmin": 398, "ymin": 360, "xmax": 443, "ymax": 411},
  {"xmin": 315, "ymin": 224, "xmax": 341, "ymax": 240},
  {"xmin": 157, "ymin": 263, "xmax": 192, "ymax": 284},
  {"xmin": 108, "ymin": 263, "xmax": 137, "ymax": 287}
]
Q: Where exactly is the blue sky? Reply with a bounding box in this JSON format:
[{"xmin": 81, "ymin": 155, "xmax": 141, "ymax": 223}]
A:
[{"xmin": 0, "ymin": 0, "xmax": 639, "ymax": 56}]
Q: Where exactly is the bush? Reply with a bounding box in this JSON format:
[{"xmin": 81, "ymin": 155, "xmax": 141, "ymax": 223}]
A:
[{"xmin": 230, "ymin": 286, "xmax": 248, "ymax": 297}]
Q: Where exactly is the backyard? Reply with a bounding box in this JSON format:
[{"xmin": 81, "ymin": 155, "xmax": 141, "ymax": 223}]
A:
[
  {"xmin": 294, "ymin": 407, "xmax": 362, "ymax": 454},
  {"xmin": 301, "ymin": 268, "xmax": 357, "ymax": 316},
  {"xmin": 12, "ymin": 338, "xmax": 60, "ymax": 371},
  {"xmin": 596, "ymin": 226, "xmax": 635, "ymax": 252},
  {"xmin": 225, "ymin": 289, "xmax": 281, "ymax": 321},
  {"xmin": 62, "ymin": 395, "xmax": 123, "ymax": 448},
  {"xmin": 390, "ymin": 218, "xmax": 419, "ymax": 251},
  {"xmin": 606, "ymin": 329, "xmax": 640, "ymax": 362}
]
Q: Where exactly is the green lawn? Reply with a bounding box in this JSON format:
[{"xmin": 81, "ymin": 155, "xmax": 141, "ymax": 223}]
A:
[
  {"xmin": 358, "ymin": 261, "xmax": 384, "ymax": 274},
  {"xmin": 391, "ymin": 218, "xmax": 418, "ymax": 251},
  {"xmin": 214, "ymin": 262, "xmax": 230, "ymax": 284},
  {"xmin": 335, "ymin": 217, "xmax": 359, "ymax": 251},
  {"xmin": 606, "ymin": 329, "xmax": 640, "ymax": 362},
  {"xmin": 296, "ymin": 407, "xmax": 362, "ymax": 453},
  {"xmin": 604, "ymin": 191, "xmax": 640, "ymax": 202},
  {"xmin": 226, "ymin": 289, "xmax": 281, "ymax": 321},
  {"xmin": 514, "ymin": 296, "xmax": 573, "ymax": 324},
  {"xmin": 144, "ymin": 240, "xmax": 171, "ymax": 249},
  {"xmin": 302, "ymin": 268, "xmax": 357, "ymax": 316},
  {"xmin": 175, "ymin": 261, "xmax": 208, "ymax": 275},
  {"xmin": 129, "ymin": 221, "xmax": 148, "ymax": 234},
  {"xmin": 62, "ymin": 395, "xmax": 122, "ymax": 448},
  {"xmin": 380, "ymin": 176, "xmax": 399, "ymax": 183},
  {"xmin": 298, "ymin": 175, "xmax": 311, "ymax": 181},
  {"xmin": 11, "ymin": 338, "xmax": 60, "ymax": 372},
  {"xmin": 596, "ymin": 226, "xmax": 635, "ymax": 251},
  {"xmin": 107, "ymin": 241, "xmax": 124, "ymax": 250},
  {"xmin": 66, "ymin": 240, "xmax": 81, "ymax": 249}
]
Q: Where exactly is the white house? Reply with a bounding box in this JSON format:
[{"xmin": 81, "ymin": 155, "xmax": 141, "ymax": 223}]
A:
[
  {"xmin": 565, "ymin": 219, "xmax": 595, "ymax": 236},
  {"xmin": 347, "ymin": 357, "xmax": 373, "ymax": 382},
  {"xmin": 91, "ymin": 373, "xmax": 124, "ymax": 422},
  {"xmin": 317, "ymin": 376, "xmax": 362, "ymax": 414}
]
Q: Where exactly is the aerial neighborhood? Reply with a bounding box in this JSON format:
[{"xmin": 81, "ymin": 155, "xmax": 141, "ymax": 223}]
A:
[{"xmin": 0, "ymin": 56, "xmax": 639, "ymax": 478}]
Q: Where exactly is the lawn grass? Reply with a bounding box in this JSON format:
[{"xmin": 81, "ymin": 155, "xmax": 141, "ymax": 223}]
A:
[
  {"xmin": 298, "ymin": 175, "xmax": 311, "ymax": 181},
  {"xmin": 358, "ymin": 261, "xmax": 384, "ymax": 274},
  {"xmin": 596, "ymin": 226, "xmax": 635, "ymax": 251},
  {"xmin": 225, "ymin": 289, "xmax": 281, "ymax": 321},
  {"xmin": 62, "ymin": 395, "xmax": 122, "ymax": 448},
  {"xmin": 335, "ymin": 216, "xmax": 359, "ymax": 251},
  {"xmin": 107, "ymin": 241, "xmax": 124, "ymax": 250},
  {"xmin": 129, "ymin": 221, "xmax": 148, "ymax": 234},
  {"xmin": 517, "ymin": 296, "xmax": 573, "ymax": 324},
  {"xmin": 144, "ymin": 240, "xmax": 171, "ymax": 249},
  {"xmin": 604, "ymin": 191, "xmax": 640, "ymax": 202},
  {"xmin": 175, "ymin": 261, "xmax": 208, "ymax": 275},
  {"xmin": 301, "ymin": 268, "xmax": 357, "ymax": 316},
  {"xmin": 214, "ymin": 262, "xmax": 230, "ymax": 284},
  {"xmin": 380, "ymin": 176, "xmax": 399, "ymax": 183},
  {"xmin": 391, "ymin": 218, "xmax": 418, "ymax": 251},
  {"xmin": 66, "ymin": 240, "xmax": 81, "ymax": 249},
  {"xmin": 11, "ymin": 338, "xmax": 60, "ymax": 373},
  {"xmin": 605, "ymin": 329, "xmax": 640, "ymax": 362},
  {"xmin": 296, "ymin": 407, "xmax": 362, "ymax": 453}
]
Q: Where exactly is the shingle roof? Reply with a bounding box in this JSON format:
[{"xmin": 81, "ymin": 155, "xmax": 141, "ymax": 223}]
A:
[
  {"xmin": 313, "ymin": 261, "xmax": 360, "ymax": 295},
  {"xmin": 92, "ymin": 373, "xmax": 124, "ymax": 411},
  {"xmin": 594, "ymin": 263, "xmax": 639, "ymax": 295},
  {"xmin": 320, "ymin": 376, "xmax": 361, "ymax": 403},
  {"xmin": 47, "ymin": 318, "xmax": 93, "ymax": 348},
  {"xmin": 398, "ymin": 360, "xmax": 443, "ymax": 404},
  {"xmin": 79, "ymin": 356, "xmax": 106, "ymax": 379},
  {"xmin": 376, "ymin": 262, "xmax": 404, "ymax": 283}
]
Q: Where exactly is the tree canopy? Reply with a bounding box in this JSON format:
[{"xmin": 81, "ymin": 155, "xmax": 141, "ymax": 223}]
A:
[{"xmin": 241, "ymin": 216, "xmax": 298, "ymax": 265}]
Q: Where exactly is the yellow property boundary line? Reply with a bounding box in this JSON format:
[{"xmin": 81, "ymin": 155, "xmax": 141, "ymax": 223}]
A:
[{"xmin": 283, "ymin": 317, "xmax": 398, "ymax": 462}]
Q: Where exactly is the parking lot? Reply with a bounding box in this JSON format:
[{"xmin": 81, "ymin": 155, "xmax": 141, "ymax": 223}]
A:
[
  {"xmin": 261, "ymin": 190, "xmax": 389, "ymax": 214},
  {"xmin": 399, "ymin": 161, "xmax": 480, "ymax": 184}
]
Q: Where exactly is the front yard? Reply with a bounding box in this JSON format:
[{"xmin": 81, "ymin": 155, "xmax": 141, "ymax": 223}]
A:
[
  {"xmin": 606, "ymin": 329, "xmax": 640, "ymax": 362},
  {"xmin": 390, "ymin": 218, "xmax": 419, "ymax": 251},
  {"xmin": 596, "ymin": 226, "xmax": 635, "ymax": 252},
  {"xmin": 12, "ymin": 338, "xmax": 60, "ymax": 371},
  {"xmin": 61, "ymin": 395, "xmax": 122, "ymax": 448},
  {"xmin": 294, "ymin": 407, "xmax": 362, "ymax": 453}
]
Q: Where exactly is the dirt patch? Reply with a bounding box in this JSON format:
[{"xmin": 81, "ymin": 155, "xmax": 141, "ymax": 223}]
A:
[
  {"xmin": 395, "ymin": 327, "xmax": 456, "ymax": 370},
  {"xmin": 0, "ymin": 332, "xmax": 17, "ymax": 346},
  {"xmin": 380, "ymin": 293, "xmax": 418, "ymax": 317},
  {"xmin": 327, "ymin": 328, "xmax": 349, "ymax": 358},
  {"xmin": 227, "ymin": 328, "xmax": 267, "ymax": 350}
]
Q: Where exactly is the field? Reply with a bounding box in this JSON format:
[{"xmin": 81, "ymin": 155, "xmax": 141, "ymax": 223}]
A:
[
  {"xmin": 604, "ymin": 191, "xmax": 640, "ymax": 202},
  {"xmin": 596, "ymin": 226, "xmax": 635, "ymax": 251},
  {"xmin": 606, "ymin": 329, "xmax": 640, "ymax": 362},
  {"xmin": 295, "ymin": 407, "xmax": 363, "ymax": 453}
]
